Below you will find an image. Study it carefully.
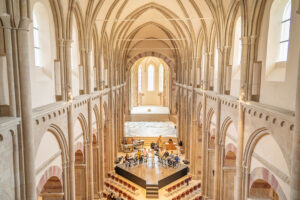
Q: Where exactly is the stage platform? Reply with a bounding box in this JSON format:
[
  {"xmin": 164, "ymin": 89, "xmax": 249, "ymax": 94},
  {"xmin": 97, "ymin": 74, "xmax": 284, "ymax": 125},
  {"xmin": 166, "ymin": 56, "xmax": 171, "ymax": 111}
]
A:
[{"xmin": 115, "ymin": 160, "xmax": 189, "ymax": 189}]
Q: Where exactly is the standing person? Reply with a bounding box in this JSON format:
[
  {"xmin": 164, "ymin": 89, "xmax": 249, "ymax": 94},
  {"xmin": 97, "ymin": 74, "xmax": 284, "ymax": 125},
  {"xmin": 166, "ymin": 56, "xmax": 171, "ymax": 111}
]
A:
[
  {"xmin": 143, "ymin": 148, "xmax": 148, "ymax": 163},
  {"xmin": 186, "ymin": 177, "xmax": 189, "ymax": 186}
]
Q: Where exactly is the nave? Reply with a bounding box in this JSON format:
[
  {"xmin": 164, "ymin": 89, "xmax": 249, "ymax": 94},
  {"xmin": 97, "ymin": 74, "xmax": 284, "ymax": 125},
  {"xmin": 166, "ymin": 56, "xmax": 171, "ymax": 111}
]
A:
[{"xmin": 0, "ymin": 0, "xmax": 300, "ymax": 200}]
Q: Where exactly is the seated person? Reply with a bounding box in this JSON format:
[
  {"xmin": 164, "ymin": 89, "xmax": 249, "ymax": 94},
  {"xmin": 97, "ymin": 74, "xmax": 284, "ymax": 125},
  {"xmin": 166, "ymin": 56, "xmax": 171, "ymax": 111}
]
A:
[
  {"xmin": 150, "ymin": 142, "xmax": 155, "ymax": 149},
  {"xmin": 168, "ymin": 138, "xmax": 173, "ymax": 144},
  {"xmin": 136, "ymin": 150, "xmax": 141, "ymax": 161},
  {"xmin": 143, "ymin": 148, "xmax": 148, "ymax": 159},
  {"xmin": 170, "ymin": 151, "xmax": 174, "ymax": 159},
  {"xmin": 125, "ymin": 153, "xmax": 129, "ymax": 161},
  {"xmin": 163, "ymin": 151, "xmax": 169, "ymax": 158},
  {"xmin": 159, "ymin": 150, "xmax": 164, "ymax": 162},
  {"xmin": 175, "ymin": 154, "xmax": 179, "ymax": 163}
]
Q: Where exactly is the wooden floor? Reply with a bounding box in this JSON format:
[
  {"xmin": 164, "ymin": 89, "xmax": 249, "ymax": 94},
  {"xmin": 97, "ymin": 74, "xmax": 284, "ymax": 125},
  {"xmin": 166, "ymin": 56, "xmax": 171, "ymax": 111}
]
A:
[{"xmin": 117, "ymin": 157, "xmax": 186, "ymax": 185}]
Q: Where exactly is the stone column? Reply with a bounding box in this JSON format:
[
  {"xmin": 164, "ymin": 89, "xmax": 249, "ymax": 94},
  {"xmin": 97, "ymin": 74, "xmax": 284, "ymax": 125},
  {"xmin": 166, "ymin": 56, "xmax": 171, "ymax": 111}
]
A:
[
  {"xmin": 203, "ymin": 52, "xmax": 210, "ymax": 90},
  {"xmin": 213, "ymin": 98, "xmax": 221, "ymax": 200},
  {"xmin": 191, "ymin": 119, "xmax": 198, "ymax": 176},
  {"xmin": 216, "ymin": 48, "xmax": 224, "ymax": 94},
  {"xmin": 17, "ymin": 18, "xmax": 36, "ymax": 200},
  {"xmin": 290, "ymin": 47, "xmax": 300, "ymax": 199},
  {"xmin": 246, "ymin": 36, "xmax": 256, "ymax": 100},
  {"xmin": 1, "ymin": 14, "xmax": 16, "ymax": 116},
  {"xmin": 200, "ymin": 93, "xmax": 207, "ymax": 198},
  {"xmin": 86, "ymin": 50, "xmax": 94, "ymax": 199},
  {"xmin": 108, "ymin": 118, "xmax": 114, "ymax": 171},
  {"xmin": 58, "ymin": 39, "xmax": 66, "ymax": 100},
  {"xmin": 234, "ymin": 98, "xmax": 245, "ymax": 200},
  {"xmin": 65, "ymin": 39, "xmax": 76, "ymax": 200},
  {"xmin": 98, "ymin": 96, "xmax": 105, "ymax": 193},
  {"xmin": 62, "ymin": 161, "xmax": 69, "ymax": 200}
]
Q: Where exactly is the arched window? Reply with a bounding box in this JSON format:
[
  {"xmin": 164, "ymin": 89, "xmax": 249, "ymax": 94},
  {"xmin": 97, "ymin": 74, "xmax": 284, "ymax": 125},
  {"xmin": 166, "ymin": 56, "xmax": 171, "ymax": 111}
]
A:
[
  {"xmin": 230, "ymin": 16, "xmax": 242, "ymax": 97},
  {"xmin": 213, "ymin": 47, "xmax": 219, "ymax": 90},
  {"xmin": 71, "ymin": 21, "xmax": 80, "ymax": 69},
  {"xmin": 148, "ymin": 64, "xmax": 154, "ymax": 91},
  {"xmin": 265, "ymin": 0, "xmax": 291, "ymax": 81},
  {"xmin": 32, "ymin": 3, "xmax": 50, "ymax": 67},
  {"xmin": 33, "ymin": 12, "xmax": 41, "ymax": 67},
  {"xmin": 232, "ymin": 17, "xmax": 242, "ymax": 75},
  {"xmin": 138, "ymin": 65, "xmax": 142, "ymax": 92},
  {"xmin": 201, "ymin": 45, "xmax": 206, "ymax": 81},
  {"xmin": 279, "ymin": 0, "xmax": 291, "ymax": 61},
  {"xmin": 159, "ymin": 64, "xmax": 164, "ymax": 92}
]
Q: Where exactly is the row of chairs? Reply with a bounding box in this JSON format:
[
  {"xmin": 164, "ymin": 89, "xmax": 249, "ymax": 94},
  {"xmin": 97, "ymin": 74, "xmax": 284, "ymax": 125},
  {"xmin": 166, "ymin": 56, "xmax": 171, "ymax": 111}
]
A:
[
  {"xmin": 107, "ymin": 173, "xmax": 138, "ymax": 194},
  {"xmin": 104, "ymin": 181, "xmax": 135, "ymax": 200},
  {"xmin": 165, "ymin": 176, "xmax": 192, "ymax": 196},
  {"xmin": 171, "ymin": 182, "xmax": 201, "ymax": 200}
]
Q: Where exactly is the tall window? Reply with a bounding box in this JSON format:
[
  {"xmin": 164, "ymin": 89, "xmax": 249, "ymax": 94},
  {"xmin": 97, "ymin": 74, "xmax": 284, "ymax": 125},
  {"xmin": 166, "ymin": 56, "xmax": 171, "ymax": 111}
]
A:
[
  {"xmin": 138, "ymin": 65, "xmax": 142, "ymax": 92},
  {"xmin": 33, "ymin": 9, "xmax": 42, "ymax": 67},
  {"xmin": 214, "ymin": 48, "xmax": 219, "ymax": 68},
  {"xmin": 279, "ymin": 0, "xmax": 291, "ymax": 61},
  {"xmin": 159, "ymin": 64, "xmax": 164, "ymax": 92},
  {"xmin": 233, "ymin": 17, "xmax": 242, "ymax": 67},
  {"xmin": 148, "ymin": 64, "xmax": 154, "ymax": 91}
]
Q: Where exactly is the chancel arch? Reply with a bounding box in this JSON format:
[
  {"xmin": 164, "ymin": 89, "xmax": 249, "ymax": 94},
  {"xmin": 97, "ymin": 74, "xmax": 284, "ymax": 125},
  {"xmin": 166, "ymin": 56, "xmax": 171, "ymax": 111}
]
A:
[{"xmin": 129, "ymin": 56, "xmax": 170, "ymax": 108}]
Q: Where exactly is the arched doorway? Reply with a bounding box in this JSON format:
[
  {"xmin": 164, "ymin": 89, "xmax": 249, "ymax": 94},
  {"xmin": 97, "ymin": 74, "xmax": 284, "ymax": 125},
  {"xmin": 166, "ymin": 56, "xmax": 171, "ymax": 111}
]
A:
[
  {"xmin": 38, "ymin": 176, "xmax": 63, "ymax": 200},
  {"xmin": 222, "ymin": 149, "xmax": 236, "ymax": 200},
  {"xmin": 92, "ymin": 134, "xmax": 99, "ymax": 194},
  {"xmin": 249, "ymin": 179, "xmax": 280, "ymax": 200},
  {"xmin": 92, "ymin": 107, "xmax": 100, "ymax": 196},
  {"xmin": 207, "ymin": 110, "xmax": 216, "ymax": 198},
  {"xmin": 75, "ymin": 150, "xmax": 86, "ymax": 199}
]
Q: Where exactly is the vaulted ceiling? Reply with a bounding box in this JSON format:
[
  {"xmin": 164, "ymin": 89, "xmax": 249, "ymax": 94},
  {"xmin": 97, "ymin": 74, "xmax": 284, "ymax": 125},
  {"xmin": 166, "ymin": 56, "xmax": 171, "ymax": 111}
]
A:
[{"xmin": 71, "ymin": 0, "xmax": 242, "ymax": 69}]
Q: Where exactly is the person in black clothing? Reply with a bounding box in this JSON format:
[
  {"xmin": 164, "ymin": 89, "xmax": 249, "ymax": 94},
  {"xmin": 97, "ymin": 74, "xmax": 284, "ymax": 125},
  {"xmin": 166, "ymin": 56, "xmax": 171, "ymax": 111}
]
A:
[{"xmin": 179, "ymin": 140, "xmax": 183, "ymax": 146}]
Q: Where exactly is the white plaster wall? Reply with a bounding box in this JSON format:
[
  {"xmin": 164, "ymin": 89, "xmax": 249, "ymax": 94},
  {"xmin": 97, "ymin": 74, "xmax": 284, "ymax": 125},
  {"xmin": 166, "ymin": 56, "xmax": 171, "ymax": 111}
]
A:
[
  {"xmin": 30, "ymin": 0, "xmax": 56, "ymax": 108},
  {"xmin": 257, "ymin": 0, "xmax": 299, "ymax": 110},
  {"xmin": 0, "ymin": 129, "xmax": 16, "ymax": 199},
  {"xmin": 226, "ymin": 123, "xmax": 238, "ymax": 141},
  {"xmin": 230, "ymin": 16, "xmax": 241, "ymax": 98},
  {"xmin": 74, "ymin": 119, "xmax": 84, "ymax": 140},
  {"xmin": 71, "ymin": 14, "xmax": 81, "ymax": 98},
  {"xmin": 35, "ymin": 131, "xmax": 62, "ymax": 186}
]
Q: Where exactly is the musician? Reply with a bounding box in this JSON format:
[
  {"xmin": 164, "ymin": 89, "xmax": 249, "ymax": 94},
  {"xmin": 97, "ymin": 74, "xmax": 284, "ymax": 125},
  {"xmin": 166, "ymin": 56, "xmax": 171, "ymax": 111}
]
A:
[
  {"xmin": 143, "ymin": 148, "xmax": 148, "ymax": 162},
  {"xmin": 170, "ymin": 151, "xmax": 174, "ymax": 159},
  {"xmin": 136, "ymin": 150, "xmax": 142, "ymax": 164},
  {"xmin": 159, "ymin": 150, "xmax": 164, "ymax": 163},
  {"xmin": 163, "ymin": 151, "xmax": 169, "ymax": 158},
  {"xmin": 157, "ymin": 135, "xmax": 163, "ymax": 149},
  {"xmin": 125, "ymin": 153, "xmax": 129, "ymax": 161},
  {"xmin": 175, "ymin": 154, "xmax": 179, "ymax": 163}
]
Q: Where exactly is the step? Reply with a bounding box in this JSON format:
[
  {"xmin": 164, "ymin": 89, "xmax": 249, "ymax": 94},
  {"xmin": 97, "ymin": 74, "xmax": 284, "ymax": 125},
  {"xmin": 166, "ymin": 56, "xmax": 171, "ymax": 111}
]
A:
[{"xmin": 146, "ymin": 194, "xmax": 159, "ymax": 199}]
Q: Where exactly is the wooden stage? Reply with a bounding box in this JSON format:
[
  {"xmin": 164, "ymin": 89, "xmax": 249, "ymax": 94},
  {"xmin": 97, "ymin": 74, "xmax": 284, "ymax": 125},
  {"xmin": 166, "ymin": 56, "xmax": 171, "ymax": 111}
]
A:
[{"xmin": 115, "ymin": 158, "xmax": 189, "ymax": 189}]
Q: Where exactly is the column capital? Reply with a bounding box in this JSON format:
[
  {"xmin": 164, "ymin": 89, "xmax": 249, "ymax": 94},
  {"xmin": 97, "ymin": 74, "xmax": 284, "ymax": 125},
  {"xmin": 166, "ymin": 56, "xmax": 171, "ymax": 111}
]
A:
[
  {"xmin": 65, "ymin": 39, "xmax": 73, "ymax": 47},
  {"xmin": 0, "ymin": 14, "xmax": 11, "ymax": 27},
  {"xmin": 57, "ymin": 38, "xmax": 65, "ymax": 47},
  {"xmin": 18, "ymin": 17, "xmax": 32, "ymax": 31}
]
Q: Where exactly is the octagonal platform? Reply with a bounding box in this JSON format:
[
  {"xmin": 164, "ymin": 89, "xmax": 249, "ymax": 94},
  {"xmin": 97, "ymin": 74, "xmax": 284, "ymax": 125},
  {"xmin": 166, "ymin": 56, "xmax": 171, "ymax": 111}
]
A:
[{"xmin": 115, "ymin": 159, "xmax": 189, "ymax": 189}]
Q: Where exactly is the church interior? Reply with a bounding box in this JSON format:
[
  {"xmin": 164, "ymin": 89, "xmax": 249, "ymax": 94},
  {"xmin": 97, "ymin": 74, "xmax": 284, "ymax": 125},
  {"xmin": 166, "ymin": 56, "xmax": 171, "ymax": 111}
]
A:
[{"xmin": 0, "ymin": 0, "xmax": 300, "ymax": 200}]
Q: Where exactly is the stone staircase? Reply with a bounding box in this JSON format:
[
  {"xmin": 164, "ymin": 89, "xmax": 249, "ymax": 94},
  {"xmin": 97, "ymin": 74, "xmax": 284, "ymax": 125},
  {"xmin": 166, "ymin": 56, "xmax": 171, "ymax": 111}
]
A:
[{"xmin": 146, "ymin": 184, "xmax": 159, "ymax": 199}]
